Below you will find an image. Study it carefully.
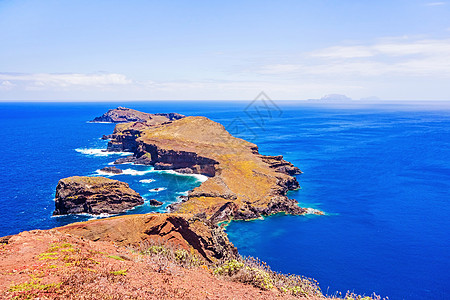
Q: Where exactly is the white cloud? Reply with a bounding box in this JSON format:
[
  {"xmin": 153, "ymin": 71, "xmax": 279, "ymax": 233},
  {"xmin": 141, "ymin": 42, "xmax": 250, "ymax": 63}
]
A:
[
  {"xmin": 0, "ymin": 72, "xmax": 132, "ymax": 90},
  {"xmin": 311, "ymin": 46, "xmax": 375, "ymax": 58},
  {"xmin": 258, "ymin": 64, "xmax": 303, "ymax": 75},
  {"xmin": 2, "ymin": 37, "xmax": 450, "ymax": 101},
  {"xmin": 0, "ymin": 80, "xmax": 15, "ymax": 91},
  {"xmin": 424, "ymin": 2, "xmax": 446, "ymax": 6},
  {"xmin": 255, "ymin": 38, "xmax": 450, "ymax": 77}
]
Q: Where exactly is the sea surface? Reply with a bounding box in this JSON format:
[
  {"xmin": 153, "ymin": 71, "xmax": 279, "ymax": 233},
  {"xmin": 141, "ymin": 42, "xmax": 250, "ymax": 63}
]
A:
[{"xmin": 0, "ymin": 101, "xmax": 449, "ymax": 299}]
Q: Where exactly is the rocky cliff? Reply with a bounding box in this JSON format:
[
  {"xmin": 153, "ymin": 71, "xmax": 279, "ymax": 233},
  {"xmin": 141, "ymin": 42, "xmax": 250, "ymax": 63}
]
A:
[
  {"xmin": 56, "ymin": 213, "xmax": 237, "ymax": 262},
  {"xmin": 100, "ymin": 110, "xmax": 321, "ymax": 222},
  {"xmin": 53, "ymin": 176, "xmax": 144, "ymax": 215},
  {"xmin": 91, "ymin": 106, "xmax": 185, "ymax": 123}
]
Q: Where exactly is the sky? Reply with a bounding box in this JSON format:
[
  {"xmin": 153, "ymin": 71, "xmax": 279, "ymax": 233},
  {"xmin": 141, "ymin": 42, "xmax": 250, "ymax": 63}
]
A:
[{"xmin": 0, "ymin": 0, "xmax": 450, "ymax": 101}]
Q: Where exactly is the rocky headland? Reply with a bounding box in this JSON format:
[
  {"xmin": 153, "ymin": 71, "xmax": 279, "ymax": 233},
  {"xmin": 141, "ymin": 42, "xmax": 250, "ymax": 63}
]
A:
[
  {"xmin": 100, "ymin": 109, "xmax": 322, "ymax": 223},
  {"xmin": 53, "ymin": 176, "xmax": 144, "ymax": 215}
]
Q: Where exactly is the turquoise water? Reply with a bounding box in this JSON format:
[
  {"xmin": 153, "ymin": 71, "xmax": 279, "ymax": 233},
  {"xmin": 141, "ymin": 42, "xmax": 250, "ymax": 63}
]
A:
[{"xmin": 0, "ymin": 101, "xmax": 449, "ymax": 299}]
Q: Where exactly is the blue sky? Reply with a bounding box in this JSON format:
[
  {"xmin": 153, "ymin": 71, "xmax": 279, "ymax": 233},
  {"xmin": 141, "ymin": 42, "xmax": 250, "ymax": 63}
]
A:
[{"xmin": 1, "ymin": 0, "xmax": 449, "ymax": 101}]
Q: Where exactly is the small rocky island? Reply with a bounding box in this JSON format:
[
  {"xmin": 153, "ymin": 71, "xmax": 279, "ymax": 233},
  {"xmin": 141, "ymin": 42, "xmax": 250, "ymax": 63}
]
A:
[
  {"xmin": 53, "ymin": 176, "xmax": 144, "ymax": 215},
  {"xmin": 99, "ymin": 166, "xmax": 123, "ymax": 174},
  {"xmin": 91, "ymin": 106, "xmax": 185, "ymax": 123}
]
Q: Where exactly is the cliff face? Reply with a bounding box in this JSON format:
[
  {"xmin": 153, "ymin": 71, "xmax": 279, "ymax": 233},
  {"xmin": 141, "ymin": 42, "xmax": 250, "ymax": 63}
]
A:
[
  {"xmin": 53, "ymin": 176, "xmax": 144, "ymax": 215},
  {"xmin": 92, "ymin": 106, "xmax": 185, "ymax": 123},
  {"xmin": 101, "ymin": 113, "xmax": 318, "ymax": 222},
  {"xmin": 56, "ymin": 213, "xmax": 237, "ymax": 262}
]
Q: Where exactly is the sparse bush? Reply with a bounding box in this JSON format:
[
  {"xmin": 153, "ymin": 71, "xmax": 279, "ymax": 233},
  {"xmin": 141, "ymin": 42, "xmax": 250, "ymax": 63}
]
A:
[
  {"xmin": 138, "ymin": 239, "xmax": 202, "ymax": 270},
  {"xmin": 110, "ymin": 269, "xmax": 127, "ymax": 276},
  {"xmin": 8, "ymin": 278, "xmax": 61, "ymax": 299},
  {"xmin": 213, "ymin": 256, "xmax": 322, "ymax": 296},
  {"xmin": 331, "ymin": 291, "xmax": 384, "ymax": 300},
  {"xmin": 107, "ymin": 255, "xmax": 126, "ymax": 261}
]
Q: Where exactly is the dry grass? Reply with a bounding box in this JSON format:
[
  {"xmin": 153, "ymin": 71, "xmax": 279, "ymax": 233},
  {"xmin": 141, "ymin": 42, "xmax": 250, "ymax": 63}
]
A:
[{"xmin": 136, "ymin": 239, "xmax": 385, "ymax": 299}]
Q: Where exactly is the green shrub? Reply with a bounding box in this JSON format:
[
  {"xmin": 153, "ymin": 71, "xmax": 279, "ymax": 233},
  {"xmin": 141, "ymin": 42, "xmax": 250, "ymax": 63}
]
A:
[
  {"xmin": 107, "ymin": 255, "xmax": 125, "ymax": 261},
  {"xmin": 138, "ymin": 240, "xmax": 202, "ymax": 269}
]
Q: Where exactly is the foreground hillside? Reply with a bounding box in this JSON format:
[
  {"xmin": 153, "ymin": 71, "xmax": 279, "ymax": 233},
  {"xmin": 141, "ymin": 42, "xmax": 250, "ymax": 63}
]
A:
[
  {"xmin": 0, "ymin": 229, "xmax": 298, "ymax": 299},
  {"xmin": 0, "ymin": 214, "xmax": 381, "ymax": 300}
]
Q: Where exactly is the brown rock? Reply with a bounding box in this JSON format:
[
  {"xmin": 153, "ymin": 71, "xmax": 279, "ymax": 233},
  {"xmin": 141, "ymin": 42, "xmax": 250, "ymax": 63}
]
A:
[
  {"xmin": 53, "ymin": 176, "xmax": 144, "ymax": 215},
  {"xmin": 149, "ymin": 199, "xmax": 163, "ymax": 206},
  {"xmin": 56, "ymin": 213, "xmax": 237, "ymax": 261},
  {"xmin": 99, "ymin": 166, "xmax": 123, "ymax": 174}
]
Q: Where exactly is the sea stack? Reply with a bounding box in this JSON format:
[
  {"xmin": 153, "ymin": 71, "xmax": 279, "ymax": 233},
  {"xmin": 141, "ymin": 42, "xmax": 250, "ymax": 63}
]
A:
[
  {"xmin": 53, "ymin": 176, "xmax": 144, "ymax": 215},
  {"xmin": 99, "ymin": 166, "xmax": 123, "ymax": 174}
]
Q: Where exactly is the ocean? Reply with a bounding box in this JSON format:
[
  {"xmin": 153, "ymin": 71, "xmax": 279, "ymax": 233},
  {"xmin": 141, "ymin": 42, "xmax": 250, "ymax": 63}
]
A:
[{"xmin": 0, "ymin": 101, "xmax": 449, "ymax": 299}]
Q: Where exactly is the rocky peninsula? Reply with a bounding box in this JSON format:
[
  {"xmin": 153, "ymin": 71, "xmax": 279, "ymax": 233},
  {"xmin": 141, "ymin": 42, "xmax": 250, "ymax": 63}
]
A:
[
  {"xmin": 100, "ymin": 109, "xmax": 322, "ymax": 223},
  {"xmin": 53, "ymin": 176, "xmax": 144, "ymax": 215}
]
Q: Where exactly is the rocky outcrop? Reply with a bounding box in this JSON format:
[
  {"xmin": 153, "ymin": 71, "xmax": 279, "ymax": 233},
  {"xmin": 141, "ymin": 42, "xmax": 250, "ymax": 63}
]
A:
[
  {"xmin": 91, "ymin": 106, "xmax": 185, "ymax": 123},
  {"xmin": 149, "ymin": 199, "xmax": 163, "ymax": 206},
  {"xmin": 100, "ymin": 166, "xmax": 123, "ymax": 174},
  {"xmin": 95, "ymin": 111, "xmax": 323, "ymax": 222},
  {"xmin": 259, "ymin": 154, "xmax": 302, "ymax": 175},
  {"xmin": 56, "ymin": 213, "xmax": 237, "ymax": 261},
  {"xmin": 53, "ymin": 176, "xmax": 144, "ymax": 215}
]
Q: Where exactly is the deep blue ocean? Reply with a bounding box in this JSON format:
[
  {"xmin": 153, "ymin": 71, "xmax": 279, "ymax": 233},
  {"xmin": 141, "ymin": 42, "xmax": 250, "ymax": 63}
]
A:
[{"xmin": 0, "ymin": 101, "xmax": 449, "ymax": 299}]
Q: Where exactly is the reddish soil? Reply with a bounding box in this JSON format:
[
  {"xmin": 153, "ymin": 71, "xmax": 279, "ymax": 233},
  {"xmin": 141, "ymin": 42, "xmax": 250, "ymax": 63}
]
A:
[{"xmin": 0, "ymin": 230, "xmax": 323, "ymax": 300}]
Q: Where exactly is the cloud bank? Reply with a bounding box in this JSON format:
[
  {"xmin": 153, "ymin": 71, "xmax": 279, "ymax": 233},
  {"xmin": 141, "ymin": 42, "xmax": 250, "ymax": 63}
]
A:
[{"xmin": 1, "ymin": 37, "xmax": 450, "ymax": 101}]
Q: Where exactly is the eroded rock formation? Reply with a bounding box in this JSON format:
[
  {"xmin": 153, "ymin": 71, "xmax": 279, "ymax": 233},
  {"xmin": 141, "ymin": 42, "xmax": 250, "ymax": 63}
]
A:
[
  {"xmin": 100, "ymin": 166, "xmax": 123, "ymax": 174},
  {"xmin": 53, "ymin": 176, "xmax": 144, "ymax": 215},
  {"xmin": 56, "ymin": 213, "xmax": 237, "ymax": 261}
]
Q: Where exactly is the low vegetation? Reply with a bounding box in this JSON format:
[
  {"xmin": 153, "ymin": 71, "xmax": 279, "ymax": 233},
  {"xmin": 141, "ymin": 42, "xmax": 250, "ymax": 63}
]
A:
[
  {"xmin": 137, "ymin": 240, "xmax": 385, "ymax": 299},
  {"xmin": 3, "ymin": 236, "xmax": 385, "ymax": 299}
]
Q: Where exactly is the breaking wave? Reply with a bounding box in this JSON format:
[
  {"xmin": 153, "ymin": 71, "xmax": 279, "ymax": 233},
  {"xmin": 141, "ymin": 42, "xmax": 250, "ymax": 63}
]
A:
[
  {"xmin": 149, "ymin": 187, "xmax": 167, "ymax": 192},
  {"xmin": 94, "ymin": 168, "xmax": 154, "ymax": 176},
  {"xmin": 75, "ymin": 148, "xmax": 132, "ymax": 157}
]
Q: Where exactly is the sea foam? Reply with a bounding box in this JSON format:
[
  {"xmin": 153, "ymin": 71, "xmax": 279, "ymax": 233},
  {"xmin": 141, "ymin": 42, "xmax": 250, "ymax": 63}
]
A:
[
  {"xmin": 151, "ymin": 169, "xmax": 209, "ymax": 183},
  {"xmin": 95, "ymin": 168, "xmax": 154, "ymax": 176},
  {"xmin": 149, "ymin": 187, "xmax": 167, "ymax": 192},
  {"xmin": 139, "ymin": 179, "xmax": 155, "ymax": 183},
  {"xmin": 75, "ymin": 148, "xmax": 132, "ymax": 157}
]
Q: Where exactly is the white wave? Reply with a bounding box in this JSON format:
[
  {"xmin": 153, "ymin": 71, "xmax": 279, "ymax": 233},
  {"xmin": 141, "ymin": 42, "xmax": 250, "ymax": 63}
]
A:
[
  {"xmin": 87, "ymin": 121, "xmax": 114, "ymax": 124},
  {"xmin": 149, "ymin": 187, "xmax": 167, "ymax": 192},
  {"xmin": 95, "ymin": 168, "xmax": 154, "ymax": 176},
  {"xmin": 151, "ymin": 169, "xmax": 209, "ymax": 182},
  {"xmin": 122, "ymin": 168, "xmax": 154, "ymax": 176},
  {"xmin": 51, "ymin": 212, "xmax": 117, "ymax": 219},
  {"xmin": 304, "ymin": 208, "xmax": 324, "ymax": 215},
  {"xmin": 140, "ymin": 179, "xmax": 155, "ymax": 183},
  {"xmin": 107, "ymin": 161, "xmax": 134, "ymax": 165},
  {"xmin": 89, "ymin": 213, "xmax": 117, "ymax": 219},
  {"xmin": 75, "ymin": 148, "xmax": 132, "ymax": 157},
  {"xmin": 176, "ymin": 191, "xmax": 189, "ymax": 196}
]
